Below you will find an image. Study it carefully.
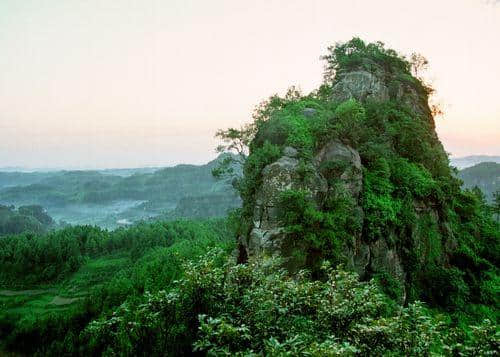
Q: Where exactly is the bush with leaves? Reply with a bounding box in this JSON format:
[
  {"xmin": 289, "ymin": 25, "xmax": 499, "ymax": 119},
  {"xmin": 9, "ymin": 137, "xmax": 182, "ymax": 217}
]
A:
[{"xmin": 82, "ymin": 250, "xmax": 500, "ymax": 356}]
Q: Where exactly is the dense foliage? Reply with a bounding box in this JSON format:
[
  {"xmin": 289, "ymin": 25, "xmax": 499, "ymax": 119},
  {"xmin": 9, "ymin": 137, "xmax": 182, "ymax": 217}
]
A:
[
  {"xmin": 83, "ymin": 252, "xmax": 499, "ymax": 356},
  {"xmin": 2, "ymin": 234, "xmax": 498, "ymax": 356},
  {"xmin": 0, "ymin": 218, "xmax": 236, "ymax": 355},
  {"xmin": 0, "ymin": 219, "xmax": 231, "ymax": 288},
  {"xmin": 0, "ymin": 204, "xmax": 53, "ymax": 236}
]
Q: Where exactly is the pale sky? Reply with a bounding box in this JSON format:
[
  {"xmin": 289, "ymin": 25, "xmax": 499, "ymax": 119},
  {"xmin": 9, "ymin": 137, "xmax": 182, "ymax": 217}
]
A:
[{"xmin": 0, "ymin": 0, "xmax": 499, "ymax": 169}]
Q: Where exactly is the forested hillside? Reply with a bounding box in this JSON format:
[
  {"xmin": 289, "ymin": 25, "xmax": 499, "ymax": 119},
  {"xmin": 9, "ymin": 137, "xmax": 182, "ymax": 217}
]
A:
[
  {"xmin": 459, "ymin": 162, "xmax": 499, "ymax": 201},
  {"xmin": 0, "ymin": 218, "xmax": 236, "ymax": 355},
  {"xmin": 0, "ymin": 204, "xmax": 54, "ymax": 236},
  {"xmin": 0, "ymin": 156, "xmax": 240, "ymax": 228}
]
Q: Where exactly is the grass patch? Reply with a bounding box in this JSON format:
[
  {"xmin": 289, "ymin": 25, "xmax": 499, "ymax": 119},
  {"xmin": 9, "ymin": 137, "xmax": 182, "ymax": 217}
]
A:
[{"xmin": 0, "ymin": 254, "xmax": 130, "ymax": 319}]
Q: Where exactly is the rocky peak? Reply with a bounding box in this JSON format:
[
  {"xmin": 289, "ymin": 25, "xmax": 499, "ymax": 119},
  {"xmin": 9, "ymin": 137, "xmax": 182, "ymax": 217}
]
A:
[{"xmin": 229, "ymin": 39, "xmax": 496, "ymax": 308}]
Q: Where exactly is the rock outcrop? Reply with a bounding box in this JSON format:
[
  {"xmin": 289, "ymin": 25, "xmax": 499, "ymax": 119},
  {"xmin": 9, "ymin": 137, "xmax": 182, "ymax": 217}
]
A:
[
  {"xmin": 331, "ymin": 70, "xmax": 389, "ymax": 103},
  {"xmin": 237, "ymin": 65, "xmax": 444, "ymax": 301},
  {"xmin": 232, "ymin": 39, "xmax": 496, "ymax": 306},
  {"xmin": 238, "ymin": 140, "xmax": 409, "ymax": 299},
  {"xmin": 331, "ymin": 62, "xmax": 433, "ymax": 125},
  {"xmin": 240, "ymin": 147, "xmax": 327, "ymax": 265}
]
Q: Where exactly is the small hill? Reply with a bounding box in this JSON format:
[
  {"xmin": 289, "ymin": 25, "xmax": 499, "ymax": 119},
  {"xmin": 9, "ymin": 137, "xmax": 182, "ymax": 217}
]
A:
[
  {"xmin": 0, "ymin": 204, "xmax": 54, "ymax": 235},
  {"xmin": 459, "ymin": 162, "xmax": 500, "ymax": 201},
  {"xmin": 451, "ymin": 155, "xmax": 500, "ymax": 169}
]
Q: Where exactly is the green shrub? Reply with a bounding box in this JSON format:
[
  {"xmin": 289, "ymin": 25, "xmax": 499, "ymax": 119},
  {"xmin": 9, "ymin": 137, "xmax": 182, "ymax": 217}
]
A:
[
  {"xmin": 419, "ymin": 265, "xmax": 469, "ymax": 308},
  {"xmin": 83, "ymin": 251, "xmax": 499, "ymax": 356},
  {"xmin": 277, "ymin": 189, "xmax": 359, "ymax": 271},
  {"xmin": 332, "ymin": 98, "xmax": 366, "ymax": 146}
]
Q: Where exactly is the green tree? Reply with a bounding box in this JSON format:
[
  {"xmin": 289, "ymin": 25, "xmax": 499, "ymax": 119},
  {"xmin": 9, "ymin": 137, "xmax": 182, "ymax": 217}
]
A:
[
  {"xmin": 18, "ymin": 205, "xmax": 54, "ymax": 226},
  {"xmin": 493, "ymin": 189, "xmax": 500, "ymax": 221},
  {"xmin": 409, "ymin": 52, "xmax": 429, "ymax": 79}
]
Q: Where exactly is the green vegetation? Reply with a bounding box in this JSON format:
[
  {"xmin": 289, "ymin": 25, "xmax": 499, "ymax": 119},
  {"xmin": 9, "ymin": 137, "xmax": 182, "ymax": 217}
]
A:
[
  {"xmin": 216, "ymin": 37, "xmax": 499, "ymax": 330},
  {"xmin": 0, "ymin": 218, "xmax": 235, "ymax": 355},
  {"xmin": 277, "ymin": 188, "xmax": 359, "ymax": 271},
  {"xmin": 1, "ymin": 238, "xmax": 498, "ymax": 355},
  {"xmin": 0, "ymin": 219, "xmax": 232, "ymax": 288},
  {"xmin": 0, "ymin": 204, "xmax": 54, "ymax": 236},
  {"xmin": 59, "ymin": 252, "xmax": 500, "ymax": 355},
  {"xmin": 0, "ymin": 38, "xmax": 498, "ymax": 355},
  {"xmin": 494, "ymin": 190, "xmax": 500, "ymax": 221}
]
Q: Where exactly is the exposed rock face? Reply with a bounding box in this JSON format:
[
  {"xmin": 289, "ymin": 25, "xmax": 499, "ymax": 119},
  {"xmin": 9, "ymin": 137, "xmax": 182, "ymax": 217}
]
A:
[
  {"xmin": 238, "ymin": 140, "xmax": 411, "ymax": 298},
  {"xmin": 238, "ymin": 141, "xmax": 377, "ymax": 273},
  {"xmin": 331, "ymin": 70, "xmax": 389, "ymax": 103},
  {"xmin": 315, "ymin": 141, "xmax": 363, "ymax": 198},
  {"xmin": 368, "ymin": 238, "xmax": 406, "ymax": 302},
  {"xmin": 239, "ymin": 147, "xmax": 328, "ymax": 265},
  {"xmin": 331, "ymin": 65, "xmax": 432, "ymax": 125}
]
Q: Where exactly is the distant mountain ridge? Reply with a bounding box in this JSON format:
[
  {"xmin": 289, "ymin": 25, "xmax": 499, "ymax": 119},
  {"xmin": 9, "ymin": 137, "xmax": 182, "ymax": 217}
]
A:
[
  {"xmin": 458, "ymin": 161, "xmax": 500, "ymax": 201},
  {"xmin": 0, "ymin": 155, "xmax": 240, "ymax": 228},
  {"xmin": 450, "ymin": 155, "xmax": 500, "ymax": 169}
]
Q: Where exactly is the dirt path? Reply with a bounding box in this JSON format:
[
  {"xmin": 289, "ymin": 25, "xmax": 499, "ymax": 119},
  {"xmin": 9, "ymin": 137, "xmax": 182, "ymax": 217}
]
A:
[
  {"xmin": 0, "ymin": 289, "xmax": 53, "ymax": 296},
  {"xmin": 49, "ymin": 296, "xmax": 81, "ymax": 306}
]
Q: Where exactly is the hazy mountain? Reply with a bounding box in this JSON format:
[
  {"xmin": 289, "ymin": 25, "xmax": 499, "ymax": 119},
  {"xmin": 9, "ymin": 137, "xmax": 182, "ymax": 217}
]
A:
[
  {"xmin": 0, "ymin": 171, "xmax": 59, "ymax": 189},
  {"xmin": 458, "ymin": 162, "xmax": 500, "ymax": 201},
  {"xmin": 450, "ymin": 155, "xmax": 500, "ymax": 169},
  {"xmin": 0, "ymin": 155, "xmax": 240, "ymax": 228}
]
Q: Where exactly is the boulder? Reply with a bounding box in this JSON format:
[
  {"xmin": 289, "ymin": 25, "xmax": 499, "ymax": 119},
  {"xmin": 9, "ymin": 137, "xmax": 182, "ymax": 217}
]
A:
[{"xmin": 283, "ymin": 146, "xmax": 298, "ymax": 158}]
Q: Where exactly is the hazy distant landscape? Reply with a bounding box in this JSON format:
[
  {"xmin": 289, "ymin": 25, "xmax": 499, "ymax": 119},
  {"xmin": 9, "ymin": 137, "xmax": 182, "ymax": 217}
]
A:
[
  {"xmin": 450, "ymin": 155, "xmax": 500, "ymax": 169},
  {"xmin": 458, "ymin": 161, "xmax": 500, "ymax": 201},
  {"xmin": 0, "ymin": 155, "xmax": 240, "ymax": 229}
]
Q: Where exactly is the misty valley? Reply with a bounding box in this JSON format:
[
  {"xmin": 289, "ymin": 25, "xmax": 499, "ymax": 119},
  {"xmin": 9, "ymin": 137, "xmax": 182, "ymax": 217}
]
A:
[{"xmin": 0, "ymin": 156, "xmax": 241, "ymax": 230}]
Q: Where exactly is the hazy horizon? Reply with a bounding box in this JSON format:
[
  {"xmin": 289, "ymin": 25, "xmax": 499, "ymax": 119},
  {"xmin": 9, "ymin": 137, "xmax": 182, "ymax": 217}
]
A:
[{"xmin": 1, "ymin": 0, "xmax": 500, "ymax": 169}]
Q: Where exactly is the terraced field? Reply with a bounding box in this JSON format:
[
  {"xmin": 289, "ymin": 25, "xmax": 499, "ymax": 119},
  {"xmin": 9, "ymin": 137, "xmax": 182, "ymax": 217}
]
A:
[{"xmin": 0, "ymin": 254, "xmax": 129, "ymax": 322}]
